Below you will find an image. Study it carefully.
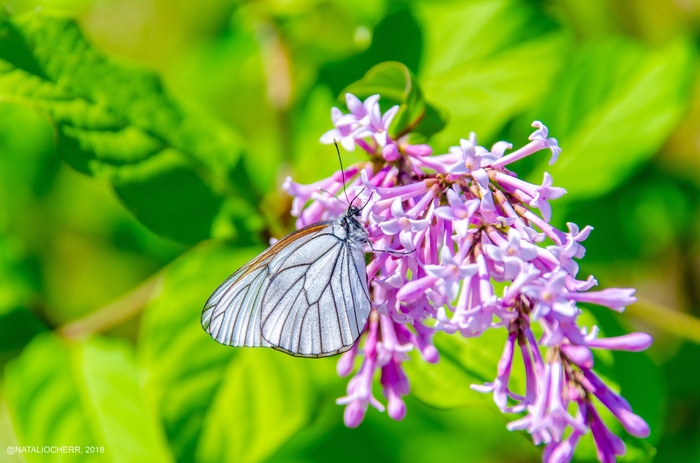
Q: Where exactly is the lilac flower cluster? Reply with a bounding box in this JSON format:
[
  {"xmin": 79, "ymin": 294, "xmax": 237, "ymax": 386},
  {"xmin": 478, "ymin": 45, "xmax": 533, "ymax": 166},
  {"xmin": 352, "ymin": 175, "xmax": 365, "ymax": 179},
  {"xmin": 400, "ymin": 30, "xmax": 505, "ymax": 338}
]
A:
[{"xmin": 283, "ymin": 93, "xmax": 652, "ymax": 463}]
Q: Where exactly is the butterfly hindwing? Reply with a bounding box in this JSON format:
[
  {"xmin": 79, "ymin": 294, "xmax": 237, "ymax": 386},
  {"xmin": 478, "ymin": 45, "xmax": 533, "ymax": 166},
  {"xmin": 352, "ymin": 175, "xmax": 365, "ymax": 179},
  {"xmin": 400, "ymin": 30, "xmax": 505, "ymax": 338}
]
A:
[{"xmin": 201, "ymin": 259, "xmax": 272, "ymax": 347}]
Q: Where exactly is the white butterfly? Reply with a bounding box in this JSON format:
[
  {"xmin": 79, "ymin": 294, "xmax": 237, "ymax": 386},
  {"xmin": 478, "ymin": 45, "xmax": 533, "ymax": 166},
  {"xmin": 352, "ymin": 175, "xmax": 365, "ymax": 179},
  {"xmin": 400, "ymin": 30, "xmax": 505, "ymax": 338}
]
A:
[{"xmin": 201, "ymin": 205, "xmax": 371, "ymax": 358}]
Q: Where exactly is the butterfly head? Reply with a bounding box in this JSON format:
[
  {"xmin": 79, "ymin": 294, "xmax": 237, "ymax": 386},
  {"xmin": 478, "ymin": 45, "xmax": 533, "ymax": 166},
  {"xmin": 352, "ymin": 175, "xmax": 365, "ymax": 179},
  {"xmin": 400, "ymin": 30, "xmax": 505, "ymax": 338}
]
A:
[
  {"xmin": 347, "ymin": 205, "xmax": 361, "ymax": 218},
  {"xmin": 343, "ymin": 190, "xmax": 374, "ymax": 235}
]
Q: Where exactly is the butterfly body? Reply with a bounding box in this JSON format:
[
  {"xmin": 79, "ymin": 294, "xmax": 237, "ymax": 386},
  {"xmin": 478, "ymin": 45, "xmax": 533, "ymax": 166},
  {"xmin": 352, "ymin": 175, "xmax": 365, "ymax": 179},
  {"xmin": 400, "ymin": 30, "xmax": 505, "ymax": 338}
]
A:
[{"xmin": 202, "ymin": 206, "xmax": 371, "ymax": 358}]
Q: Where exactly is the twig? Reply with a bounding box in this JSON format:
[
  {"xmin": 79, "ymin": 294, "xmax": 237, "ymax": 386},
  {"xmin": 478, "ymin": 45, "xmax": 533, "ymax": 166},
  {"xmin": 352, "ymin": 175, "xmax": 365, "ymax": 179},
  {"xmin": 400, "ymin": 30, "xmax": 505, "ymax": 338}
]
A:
[{"xmin": 58, "ymin": 273, "xmax": 163, "ymax": 340}]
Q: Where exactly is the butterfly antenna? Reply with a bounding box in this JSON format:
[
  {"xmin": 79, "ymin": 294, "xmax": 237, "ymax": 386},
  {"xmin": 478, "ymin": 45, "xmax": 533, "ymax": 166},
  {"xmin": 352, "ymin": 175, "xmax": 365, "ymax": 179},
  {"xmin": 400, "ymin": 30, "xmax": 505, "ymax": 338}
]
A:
[
  {"xmin": 334, "ymin": 139, "xmax": 352, "ymax": 206},
  {"xmin": 355, "ymin": 188, "xmax": 372, "ymax": 211},
  {"xmin": 320, "ymin": 188, "xmax": 347, "ymax": 208}
]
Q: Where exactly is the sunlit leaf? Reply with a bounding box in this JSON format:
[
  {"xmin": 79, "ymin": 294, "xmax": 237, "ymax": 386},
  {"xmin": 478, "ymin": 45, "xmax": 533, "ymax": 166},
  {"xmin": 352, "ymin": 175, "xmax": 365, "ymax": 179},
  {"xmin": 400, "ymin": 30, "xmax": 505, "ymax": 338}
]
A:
[
  {"xmin": 76, "ymin": 338, "xmax": 173, "ymax": 462},
  {"xmin": 416, "ymin": 0, "xmax": 570, "ymax": 149},
  {"xmin": 404, "ymin": 329, "xmax": 520, "ymax": 410},
  {"xmin": 341, "ymin": 61, "xmax": 448, "ymax": 141},
  {"xmin": 139, "ymin": 243, "xmax": 257, "ymax": 460},
  {"xmin": 0, "ymin": 11, "xmax": 249, "ymax": 244},
  {"xmin": 529, "ymin": 38, "xmax": 694, "ymax": 200},
  {"xmin": 5, "ymin": 335, "xmax": 95, "ymax": 462},
  {"xmin": 196, "ymin": 349, "xmax": 320, "ymax": 463},
  {"xmin": 4, "ymin": 333, "xmax": 173, "ymax": 462}
]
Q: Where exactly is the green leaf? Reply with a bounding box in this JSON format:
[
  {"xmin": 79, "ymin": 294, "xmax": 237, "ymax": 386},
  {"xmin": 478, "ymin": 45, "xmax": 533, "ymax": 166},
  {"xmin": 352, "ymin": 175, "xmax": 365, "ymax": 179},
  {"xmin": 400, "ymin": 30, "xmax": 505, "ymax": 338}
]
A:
[
  {"xmin": 341, "ymin": 61, "xmax": 447, "ymax": 141},
  {"xmin": 139, "ymin": 243, "xmax": 256, "ymax": 460},
  {"xmin": 4, "ymin": 333, "xmax": 173, "ymax": 463},
  {"xmin": 75, "ymin": 338, "xmax": 173, "ymax": 462},
  {"xmin": 139, "ymin": 243, "xmax": 337, "ymax": 462},
  {"xmin": 416, "ymin": 0, "xmax": 571, "ymax": 149},
  {"xmin": 404, "ymin": 329, "xmax": 520, "ymax": 409},
  {"xmin": 5, "ymin": 335, "xmax": 95, "ymax": 463},
  {"xmin": 0, "ymin": 11, "xmax": 250, "ymax": 244},
  {"xmin": 528, "ymin": 38, "xmax": 694, "ymax": 201},
  {"xmin": 196, "ymin": 349, "xmax": 319, "ymax": 463}
]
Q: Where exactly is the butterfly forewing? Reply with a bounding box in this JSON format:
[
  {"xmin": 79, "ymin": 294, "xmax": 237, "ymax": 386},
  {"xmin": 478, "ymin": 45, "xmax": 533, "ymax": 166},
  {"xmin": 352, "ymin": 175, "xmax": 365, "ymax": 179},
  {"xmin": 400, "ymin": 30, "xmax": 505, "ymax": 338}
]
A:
[
  {"xmin": 201, "ymin": 215, "xmax": 371, "ymax": 357},
  {"xmin": 261, "ymin": 223, "xmax": 370, "ymax": 357}
]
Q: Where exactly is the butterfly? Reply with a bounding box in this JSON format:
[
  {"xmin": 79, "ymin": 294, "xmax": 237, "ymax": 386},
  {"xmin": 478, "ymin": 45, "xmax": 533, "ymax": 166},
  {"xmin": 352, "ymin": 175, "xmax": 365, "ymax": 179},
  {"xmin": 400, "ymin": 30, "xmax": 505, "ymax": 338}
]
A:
[{"xmin": 201, "ymin": 204, "xmax": 371, "ymax": 358}]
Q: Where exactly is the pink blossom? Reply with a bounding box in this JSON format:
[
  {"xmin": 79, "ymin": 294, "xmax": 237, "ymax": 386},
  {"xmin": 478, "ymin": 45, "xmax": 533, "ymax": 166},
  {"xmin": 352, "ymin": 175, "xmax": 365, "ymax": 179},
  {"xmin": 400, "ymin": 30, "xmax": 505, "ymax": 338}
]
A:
[{"xmin": 283, "ymin": 93, "xmax": 653, "ymax": 463}]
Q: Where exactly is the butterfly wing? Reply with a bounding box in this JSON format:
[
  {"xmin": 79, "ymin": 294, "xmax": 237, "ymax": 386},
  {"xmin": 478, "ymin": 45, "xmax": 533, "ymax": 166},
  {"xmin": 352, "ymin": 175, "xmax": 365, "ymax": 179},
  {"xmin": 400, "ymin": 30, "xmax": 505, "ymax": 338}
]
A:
[
  {"xmin": 201, "ymin": 256, "xmax": 273, "ymax": 347},
  {"xmin": 201, "ymin": 221, "xmax": 339, "ymax": 348},
  {"xmin": 261, "ymin": 222, "xmax": 371, "ymax": 358}
]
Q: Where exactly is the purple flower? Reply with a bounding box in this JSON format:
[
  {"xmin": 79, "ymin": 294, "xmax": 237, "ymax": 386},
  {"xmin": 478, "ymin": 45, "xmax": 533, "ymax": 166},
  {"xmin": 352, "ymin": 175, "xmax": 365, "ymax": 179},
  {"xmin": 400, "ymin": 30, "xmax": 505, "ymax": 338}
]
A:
[
  {"xmin": 530, "ymin": 173, "xmax": 567, "ymax": 221},
  {"xmin": 581, "ymin": 369, "xmax": 650, "ymax": 438},
  {"xmin": 320, "ymin": 93, "xmax": 399, "ymax": 153},
  {"xmin": 434, "ymin": 187, "xmax": 479, "ymax": 237},
  {"xmin": 335, "ymin": 314, "xmax": 385, "ymax": 427},
  {"xmin": 588, "ymin": 403, "xmax": 626, "ymax": 463},
  {"xmin": 448, "ymin": 133, "xmax": 499, "ymax": 173},
  {"xmin": 285, "ymin": 92, "xmax": 651, "ymax": 463},
  {"xmin": 507, "ymin": 357, "xmax": 586, "ymax": 444},
  {"xmin": 522, "ymin": 271, "xmax": 579, "ymax": 320},
  {"xmin": 376, "ymin": 198, "xmax": 431, "ymax": 250},
  {"xmin": 424, "ymin": 247, "xmax": 478, "ymax": 301},
  {"xmin": 491, "ymin": 121, "xmax": 561, "ymax": 168},
  {"xmin": 586, "ymin": 331, "xmax": 653, "ymax": 352},
  {"xmin": 484, "ymin": 228, "xmax": 538, "ymax": 280},
  {"xmin": 546, "ymin": 222, "xmax": 594, "ymax": 276},
  {"xmin": 568, "ymin": 288, "xmax": 637, "ymax": 312}
]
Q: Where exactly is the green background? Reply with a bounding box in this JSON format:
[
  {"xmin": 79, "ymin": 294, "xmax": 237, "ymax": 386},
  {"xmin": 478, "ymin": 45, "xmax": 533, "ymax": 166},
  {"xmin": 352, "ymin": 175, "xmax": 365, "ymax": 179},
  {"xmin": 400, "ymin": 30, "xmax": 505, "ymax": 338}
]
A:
[{"xmin": 0, "ymin": 0, "xmax": 698, "ymax": 462}]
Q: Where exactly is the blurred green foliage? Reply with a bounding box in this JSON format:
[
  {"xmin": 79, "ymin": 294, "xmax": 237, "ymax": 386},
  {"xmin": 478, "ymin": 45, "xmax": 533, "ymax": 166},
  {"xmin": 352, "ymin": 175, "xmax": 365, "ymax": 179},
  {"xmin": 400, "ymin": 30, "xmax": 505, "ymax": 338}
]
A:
[{"xmin": 0, "ymin": 0, "xmax": 699, "ymax": 462}]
